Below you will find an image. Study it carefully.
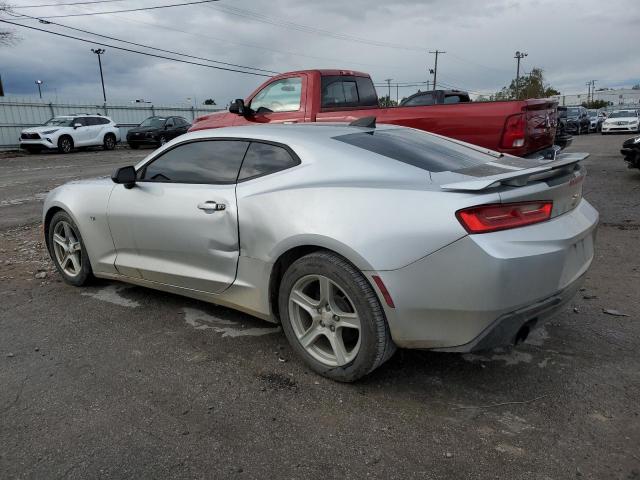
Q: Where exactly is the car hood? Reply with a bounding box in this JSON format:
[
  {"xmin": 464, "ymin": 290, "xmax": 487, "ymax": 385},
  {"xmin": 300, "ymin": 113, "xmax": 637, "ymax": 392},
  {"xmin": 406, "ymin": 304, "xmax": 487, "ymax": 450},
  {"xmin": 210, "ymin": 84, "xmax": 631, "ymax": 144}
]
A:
[
  {"xmin": 604, "ymin": 117, "xmax": 638, "ymax": 123},
  {"xmin": 189, "ymin": 111, "xmax": 233, "ymax": 131},
  {"xmin": 22, "ymin": 126, "xmax": 65, "ymax": 133},
  {"xmin": 128, "ymin": 126, "xmax": 159, "ymax": 134}
]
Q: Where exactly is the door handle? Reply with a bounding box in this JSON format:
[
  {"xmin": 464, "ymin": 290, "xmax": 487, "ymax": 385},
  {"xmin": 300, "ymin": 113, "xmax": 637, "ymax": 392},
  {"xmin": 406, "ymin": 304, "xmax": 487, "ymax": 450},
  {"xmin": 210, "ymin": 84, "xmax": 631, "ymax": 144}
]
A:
[{"xmin": 197, "ymin": 201, "xmax": 226, "ymax": 212}]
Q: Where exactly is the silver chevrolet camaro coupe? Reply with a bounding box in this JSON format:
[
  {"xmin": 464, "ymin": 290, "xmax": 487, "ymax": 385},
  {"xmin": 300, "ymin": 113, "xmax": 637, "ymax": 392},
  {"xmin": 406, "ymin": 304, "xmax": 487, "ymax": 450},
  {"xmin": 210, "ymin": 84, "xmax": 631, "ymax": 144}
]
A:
[{"xmin": 43, "ymin": 122, "xmax": 598, "ymax": 381}]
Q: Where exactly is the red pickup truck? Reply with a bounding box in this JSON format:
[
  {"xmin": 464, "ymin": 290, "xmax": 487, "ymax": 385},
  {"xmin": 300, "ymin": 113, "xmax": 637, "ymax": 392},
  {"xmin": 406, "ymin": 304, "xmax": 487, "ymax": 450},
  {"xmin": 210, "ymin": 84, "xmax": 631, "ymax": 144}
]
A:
[{"xmin": 190, "ymin": 69, "xmax": 558, "ymax": 157}]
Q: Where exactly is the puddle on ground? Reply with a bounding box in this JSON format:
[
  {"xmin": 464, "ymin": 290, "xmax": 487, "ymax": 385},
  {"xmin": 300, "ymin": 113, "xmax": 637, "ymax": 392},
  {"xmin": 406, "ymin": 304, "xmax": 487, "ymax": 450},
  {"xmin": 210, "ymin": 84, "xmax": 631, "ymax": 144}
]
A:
[
  {"xmin": 81, "ymin": 284, "xmax": 140, "ymax": 308},
  {"xmin": 182, "ymin": 307, "xmax": 280, "ymax": 338}
]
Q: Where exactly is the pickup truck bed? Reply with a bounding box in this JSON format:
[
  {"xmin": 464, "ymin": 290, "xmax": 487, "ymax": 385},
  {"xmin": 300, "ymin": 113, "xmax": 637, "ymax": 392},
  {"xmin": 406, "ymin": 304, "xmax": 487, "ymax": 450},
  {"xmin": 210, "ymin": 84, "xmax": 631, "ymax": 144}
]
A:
[{"xmin": 190, "ymin": 69, "xmax": 557, "ymax": 157}]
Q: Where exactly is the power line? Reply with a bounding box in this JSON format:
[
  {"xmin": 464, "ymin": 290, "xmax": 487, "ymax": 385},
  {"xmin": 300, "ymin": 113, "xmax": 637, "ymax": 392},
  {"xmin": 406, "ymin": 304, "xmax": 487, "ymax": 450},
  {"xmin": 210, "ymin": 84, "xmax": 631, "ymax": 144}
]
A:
[
  {"xmin": 0, "ymin": 19, "xmax": 272, "ymax": 77},
  {"xmin": 13, "ymin": 0, "xmax": 126, "ymax": 9},
  {"xmin": 28, "ymin": 0, "xmax": 220, "ymax": 19},
  {"xmin": 203, "ymin": 3, "xmax": 425, "ymax": 52},
  {"xmin": 8, "ymin": 10, "xmax": 280, "ymax": 74}
]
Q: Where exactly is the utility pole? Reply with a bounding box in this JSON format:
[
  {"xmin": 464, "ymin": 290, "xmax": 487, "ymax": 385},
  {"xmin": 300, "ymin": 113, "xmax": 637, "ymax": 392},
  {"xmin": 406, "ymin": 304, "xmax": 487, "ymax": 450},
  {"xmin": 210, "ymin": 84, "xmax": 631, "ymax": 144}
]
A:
[
  {"xmin": 514, "ymin": 51, "xmax": 528, "ymax": 99},
  {"xmin": 590, "ymin": 80, "xmax": 597, "ymax": 103},
  {"xmin": 384, "ymin": 78, "xmax": 392, "ymax": 104},
  {"xmin": 586, "ymin": 82, "xmax": 591, "ymax": 105},
  {"xmin": 91, "ymin": 48, "xmax": 107, "ymax": 103},
  {"xmin": 429, "ymin": 50, "xmax": 445, "ymax": 91},
  {"xmin": 35, "ymin": 80, "xmax": 43, "ymax": 99},
  {"xmin": 396, "ymin": 83, "xmax": 399, "ymax": 104}
]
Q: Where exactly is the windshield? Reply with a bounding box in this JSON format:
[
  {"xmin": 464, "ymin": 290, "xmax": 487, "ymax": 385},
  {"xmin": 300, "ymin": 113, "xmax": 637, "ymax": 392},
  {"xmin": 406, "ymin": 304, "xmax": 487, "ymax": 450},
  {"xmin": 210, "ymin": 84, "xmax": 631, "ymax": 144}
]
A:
[
  {"xmin": 587, "ymin": 110, "xmax": 598, "ymax": 117},
  {"xmin": 566, "ymin": 107, "xmax": 580, "ymax": 117},
  {"xmin": 139, "ymin": 117, "xmax": 166, "ymax": 127},
  {"xmin": 44, "ymin": 117, "xmax": 73, "ymax": 127},
  {"xmin": 609, "ymin": 111, "xmax": 637, "ymax": 118},
  {"xmin": 332, "ymin": 128, "xmax": 490, "ymax": 173}
]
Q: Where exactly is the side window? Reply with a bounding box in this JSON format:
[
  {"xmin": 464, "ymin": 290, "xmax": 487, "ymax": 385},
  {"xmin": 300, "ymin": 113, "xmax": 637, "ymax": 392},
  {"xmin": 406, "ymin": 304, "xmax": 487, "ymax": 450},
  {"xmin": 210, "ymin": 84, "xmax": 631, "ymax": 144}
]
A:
[
  {"xmin": 405, "ymin": 94, "xmax": 435, "ymax": 106},
  {"xmin": 73, "ymin": 117, "xmax": 88, "ymax": 126},
  {"xmin": 165, "ymin": 118, "xmax": 175, "ymax": 128},
  {"xmin": 250, "ymin": 77, "xmax": 302, "ymax": 113},
  {"xmin": 238, "ymin": 142, "xmax": 299, "ymax": 181},
  {"xmin": 87, "ymin": 117, "xmax": 102, "ymax": 126},
  {"xmin": 141, "ymin": 140, "xmax": 249, "ymax": 184},
  {"xmin": 355, "ymin": 77, "xmax": 378, "ymax": 106},
  {"xmin": 97, "ymin": 117, "xmax": 110, "ymax": 125},
  {"xmin": 443, "ymin": 95, "xmax": 462, "ymax": 104}
]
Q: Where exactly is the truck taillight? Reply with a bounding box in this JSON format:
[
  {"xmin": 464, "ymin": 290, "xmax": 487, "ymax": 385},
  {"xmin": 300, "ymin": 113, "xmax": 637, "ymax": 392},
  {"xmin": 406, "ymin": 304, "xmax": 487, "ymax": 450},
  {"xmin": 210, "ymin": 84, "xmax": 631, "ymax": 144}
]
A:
[
  {"xmin": 456, "ymin": 201, "xmax": 553, "ymax": 234},
  {"xmin": 500, "ymin": 113, "xmax": 526, "ymax": 149}
]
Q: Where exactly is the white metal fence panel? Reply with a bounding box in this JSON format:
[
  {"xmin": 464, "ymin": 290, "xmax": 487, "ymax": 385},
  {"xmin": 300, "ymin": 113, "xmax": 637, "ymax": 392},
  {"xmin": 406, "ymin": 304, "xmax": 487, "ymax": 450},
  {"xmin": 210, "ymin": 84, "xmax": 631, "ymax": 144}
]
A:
[{"xmin": 0, "ymin": 96, "xmax": 222, "ymax": 149}]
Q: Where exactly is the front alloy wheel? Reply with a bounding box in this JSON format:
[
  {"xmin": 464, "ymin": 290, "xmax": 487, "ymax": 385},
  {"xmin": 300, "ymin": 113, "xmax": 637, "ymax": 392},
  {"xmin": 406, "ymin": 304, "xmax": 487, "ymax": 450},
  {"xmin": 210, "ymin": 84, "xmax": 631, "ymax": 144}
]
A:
[{"xmin": 48, "ymin": 211, "xmax": 93, "ymax": 286}]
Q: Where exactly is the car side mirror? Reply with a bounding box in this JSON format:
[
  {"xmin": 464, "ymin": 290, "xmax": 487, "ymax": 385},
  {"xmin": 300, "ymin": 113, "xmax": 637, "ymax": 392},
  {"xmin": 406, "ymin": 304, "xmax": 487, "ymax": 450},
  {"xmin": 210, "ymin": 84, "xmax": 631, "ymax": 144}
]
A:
[
  {"xmin": 229, "ymin": 98, "xmax": 246, "ymax": 115},
  {"xmin": 73, "ymin": 123, "xmax": 82, "ymax": 129},
  {"xmin": 111, "ymin": 165, "xmax": 136, "ymax": 189}
]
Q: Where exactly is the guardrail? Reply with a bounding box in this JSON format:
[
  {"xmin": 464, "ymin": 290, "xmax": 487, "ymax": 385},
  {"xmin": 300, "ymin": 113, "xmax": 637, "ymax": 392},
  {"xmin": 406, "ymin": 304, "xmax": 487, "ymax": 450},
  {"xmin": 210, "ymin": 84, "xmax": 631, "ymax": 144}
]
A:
[{"xmin": 0, "ymin": 96, "xmax": 223, "ymax": 150}]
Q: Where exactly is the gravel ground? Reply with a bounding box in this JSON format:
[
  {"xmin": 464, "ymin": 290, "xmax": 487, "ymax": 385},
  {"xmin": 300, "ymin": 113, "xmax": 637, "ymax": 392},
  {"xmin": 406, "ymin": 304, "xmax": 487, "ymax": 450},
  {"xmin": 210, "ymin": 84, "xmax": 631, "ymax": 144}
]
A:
[{"xmin": 1, "ymin": 136, "xmax": 639, "ymax": 480}]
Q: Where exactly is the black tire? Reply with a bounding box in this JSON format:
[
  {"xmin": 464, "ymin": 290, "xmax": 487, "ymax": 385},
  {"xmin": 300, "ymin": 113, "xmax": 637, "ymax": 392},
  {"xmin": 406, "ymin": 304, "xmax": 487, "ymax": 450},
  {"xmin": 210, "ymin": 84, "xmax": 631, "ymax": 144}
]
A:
[
  {"xmin": 278, "ymin": 251, "xmax": 396, "ymax": 382},
  {"xmin": 103, "ymin": 133, "xmax": 116, "ymax": 150},
  {"xmin": 57, "ymin": 135, "xmax": 73, "ymax": 154},
  {"xmin": 129, "ymin": 143, "xmax": 140, "ymax": 150},
  {"xmin": 47, "ymin": 211, "xmax": 94, "ymax": 286}
]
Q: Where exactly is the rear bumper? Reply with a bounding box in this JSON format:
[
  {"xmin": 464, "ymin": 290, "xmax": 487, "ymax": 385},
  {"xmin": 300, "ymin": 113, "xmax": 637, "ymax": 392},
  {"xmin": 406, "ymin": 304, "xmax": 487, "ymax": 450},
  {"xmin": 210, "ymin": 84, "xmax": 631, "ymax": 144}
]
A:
[{"xmin": 371, "ymin": 199, "xmax": 598, "ymax": 350}]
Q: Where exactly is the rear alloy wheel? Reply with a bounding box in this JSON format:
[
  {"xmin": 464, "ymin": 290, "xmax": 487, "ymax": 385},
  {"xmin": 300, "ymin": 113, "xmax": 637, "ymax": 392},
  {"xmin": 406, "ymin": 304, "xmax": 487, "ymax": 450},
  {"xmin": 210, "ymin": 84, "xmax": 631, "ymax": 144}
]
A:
[
  {"xmin": 57, "ymin": 136, "xmax": 73, "ymax": 154},
  {"xmin": 48, "ymin": 211, "xmax": 93, "ymax": 286},
  {"xmin": 279, "ymin": 251, "xmax": 395, "ymax": 382},
  {"xmin": 103, "ymin": 133, "xmax": 116, "ymax": 150}
]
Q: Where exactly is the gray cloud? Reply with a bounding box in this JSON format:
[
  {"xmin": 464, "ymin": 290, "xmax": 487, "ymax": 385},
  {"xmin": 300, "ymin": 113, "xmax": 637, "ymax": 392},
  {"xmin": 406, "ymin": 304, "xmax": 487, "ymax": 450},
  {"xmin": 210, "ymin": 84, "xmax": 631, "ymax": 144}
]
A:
[{"xmin": 1, "ymin": 0, "xmax": 638, "ymax": 105}]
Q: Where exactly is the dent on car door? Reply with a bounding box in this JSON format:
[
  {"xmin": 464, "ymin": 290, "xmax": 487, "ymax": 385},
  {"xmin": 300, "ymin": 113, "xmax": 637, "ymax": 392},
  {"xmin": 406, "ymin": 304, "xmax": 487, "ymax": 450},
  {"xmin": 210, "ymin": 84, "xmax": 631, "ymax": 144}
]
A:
[{"xmin": 106, "ymin": 139, "xmax": 250, "ymax": 293}]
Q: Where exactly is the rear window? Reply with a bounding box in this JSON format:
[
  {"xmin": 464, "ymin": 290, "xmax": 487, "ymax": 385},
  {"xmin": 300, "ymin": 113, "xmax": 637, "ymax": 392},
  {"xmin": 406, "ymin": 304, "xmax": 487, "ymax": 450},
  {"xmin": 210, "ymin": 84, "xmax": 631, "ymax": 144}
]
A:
[
  {"xmin": 332, "ymin": 128, "xmax": 490, "ymax": 173},
  {"xmin": 321, "ymin": 75, "xmax": 378, "ymax": 108}
]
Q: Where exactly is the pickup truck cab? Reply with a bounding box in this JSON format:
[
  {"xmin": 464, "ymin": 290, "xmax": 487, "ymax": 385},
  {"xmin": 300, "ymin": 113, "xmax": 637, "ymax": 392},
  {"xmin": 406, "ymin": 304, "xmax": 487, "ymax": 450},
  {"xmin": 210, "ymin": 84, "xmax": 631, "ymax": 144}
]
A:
[{"xmin": 190, "ymin": 69, "xmax": 558, "ymax": 157}]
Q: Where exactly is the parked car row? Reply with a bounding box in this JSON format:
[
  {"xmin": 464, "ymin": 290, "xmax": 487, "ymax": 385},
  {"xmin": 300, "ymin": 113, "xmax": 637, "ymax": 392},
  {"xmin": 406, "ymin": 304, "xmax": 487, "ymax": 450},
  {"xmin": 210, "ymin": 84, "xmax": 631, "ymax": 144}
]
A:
[
  {"xmin": 19, "ymin": 114, "xmax": 120, "ymax": 154},
  {"xmin": 18, "ymin": 114, "xmax": 191, "ymax": 154}
]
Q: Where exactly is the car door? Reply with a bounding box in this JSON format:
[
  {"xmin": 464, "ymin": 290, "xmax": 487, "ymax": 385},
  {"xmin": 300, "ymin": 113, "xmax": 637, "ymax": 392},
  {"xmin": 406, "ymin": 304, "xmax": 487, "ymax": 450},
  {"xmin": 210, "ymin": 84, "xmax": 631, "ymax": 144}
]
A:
[
  {"xmin": 107, "ymin": 139, "xmax": 249, "ymax": 293},
  {"xmin": 234, "ymin": 75, "xmax": 306, "ymax": 126},
  {"xmin": 86, "ymin": 117, "xmax": 104, "ymax": 145},
  {"xmin": 163, "ymin": 117, "xmax": 178, "ymax": 140},
  {"xmin": 71, "ymin": 117, "xmax": 92, "ymax": 145}
]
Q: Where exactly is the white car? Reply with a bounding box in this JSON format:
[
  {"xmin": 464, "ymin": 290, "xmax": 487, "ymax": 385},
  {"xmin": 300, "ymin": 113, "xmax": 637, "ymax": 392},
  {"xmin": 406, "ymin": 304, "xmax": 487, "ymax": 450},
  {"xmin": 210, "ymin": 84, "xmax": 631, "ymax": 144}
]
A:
[
  {"xmin": 601, "ymin": 110, "xmax": 640, "ymax": 134},
  {"xmin": 19, "ymin": 114, "xmax": 121, "ymax": 154}
]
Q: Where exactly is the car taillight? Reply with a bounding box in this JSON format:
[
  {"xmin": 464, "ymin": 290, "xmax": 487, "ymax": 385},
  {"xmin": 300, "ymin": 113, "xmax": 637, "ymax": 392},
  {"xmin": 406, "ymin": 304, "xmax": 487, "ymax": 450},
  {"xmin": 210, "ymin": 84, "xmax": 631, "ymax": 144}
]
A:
[
  {"xmin": 456, "ymin": 201, "xmax": 553, "ymax": 234},
  {"xmin": 500, "ymin": 113, "xmax": 526, "ymax": 149}
]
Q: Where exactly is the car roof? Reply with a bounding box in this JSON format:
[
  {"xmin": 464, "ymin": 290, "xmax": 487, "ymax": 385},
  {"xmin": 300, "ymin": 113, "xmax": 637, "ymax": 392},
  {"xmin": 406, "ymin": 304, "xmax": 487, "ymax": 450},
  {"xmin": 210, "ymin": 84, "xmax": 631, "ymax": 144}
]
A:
[{"xmin": 183, "ymin": 122, "xmax": 402, "ymax": 145}]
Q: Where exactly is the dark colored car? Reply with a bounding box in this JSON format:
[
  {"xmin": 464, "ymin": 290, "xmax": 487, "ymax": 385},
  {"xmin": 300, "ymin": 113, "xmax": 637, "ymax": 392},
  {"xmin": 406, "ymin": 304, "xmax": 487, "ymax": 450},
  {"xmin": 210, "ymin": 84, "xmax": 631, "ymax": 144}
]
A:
[
  {"xmin": 561, "ymin": 106, "xmax": 591, "ymax": 135},
  {"xmin": 621, "ymin": 136, "xmax": 640, "ymax": 171},
  {"xmin": 554, "ymin": 108, "xmax": 573, "ymax": 151},
  {"xmin": 399, "ymin": 89, "xmax": 471, "ymax": 106},
  {"xmin": 126, "ymin": 116, "xmax": 191, "ymax": 149}
]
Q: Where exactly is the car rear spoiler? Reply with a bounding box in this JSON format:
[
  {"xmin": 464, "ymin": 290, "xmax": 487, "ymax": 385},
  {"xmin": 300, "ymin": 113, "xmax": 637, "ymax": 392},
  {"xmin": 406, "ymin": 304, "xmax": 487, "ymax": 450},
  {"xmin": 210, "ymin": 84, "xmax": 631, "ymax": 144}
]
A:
[{"xmin": 440, "ymin": 152, "xmax": 589, "ymax": 192}]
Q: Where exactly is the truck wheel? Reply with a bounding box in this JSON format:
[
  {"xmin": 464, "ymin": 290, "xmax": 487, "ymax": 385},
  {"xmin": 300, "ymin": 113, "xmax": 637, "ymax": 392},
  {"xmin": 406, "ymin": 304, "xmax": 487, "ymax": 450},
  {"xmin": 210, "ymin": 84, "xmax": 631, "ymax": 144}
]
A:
[
  {"xmin": 57, "ymin": 135, "xmax": 73, "ymax": 154},
  {"xmin": 278, "ymin": 251, "xmax": 396, "ymax": 382},
  {"xmin": 103, "ymin": 133, "xmax": 116, "ymax": 150}
]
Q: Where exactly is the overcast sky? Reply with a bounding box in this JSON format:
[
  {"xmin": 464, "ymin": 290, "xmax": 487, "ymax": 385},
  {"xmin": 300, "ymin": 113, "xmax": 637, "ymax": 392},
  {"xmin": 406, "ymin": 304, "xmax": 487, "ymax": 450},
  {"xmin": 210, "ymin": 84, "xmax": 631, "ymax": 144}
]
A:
[{"xmin": 1, "ymin": 0, "xmax": 639, "ymax": 105}]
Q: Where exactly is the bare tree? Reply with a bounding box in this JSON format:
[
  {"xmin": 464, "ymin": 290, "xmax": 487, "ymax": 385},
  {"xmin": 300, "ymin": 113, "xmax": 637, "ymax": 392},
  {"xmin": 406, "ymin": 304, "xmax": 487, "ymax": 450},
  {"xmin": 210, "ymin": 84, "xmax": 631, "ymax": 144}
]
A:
[{"xmin": 0, "ymin": 3, "xmax": 19, "ymax": 46}]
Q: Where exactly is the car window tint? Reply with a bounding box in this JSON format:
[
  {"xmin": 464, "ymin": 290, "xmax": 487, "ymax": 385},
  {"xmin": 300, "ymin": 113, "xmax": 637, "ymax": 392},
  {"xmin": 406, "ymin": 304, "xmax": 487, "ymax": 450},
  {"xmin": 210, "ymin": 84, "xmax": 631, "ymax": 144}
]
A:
[
  {"xmin": 238, "ymin": 142, "xmax": 299, "ymax": 181},
  {"xmin": 98, "ymin": 117, "xmax": 110, "ymax": 125},
  {"xmin": 141, "ymin": 140, "xmax": 249, "ymax": 184},
  {"xmin": 165, "ymin": 118, "xmax": 175, "ymax": 127},
  {"xmin": 404, "ymin": 94, "xmax": 435, "ymax": 106},
  {"xmin": 250, "ymin": 77, "xmax": 302, "ymax": 113},
  {"xmin": 73, "ymin": 117, "xmax": 88, "ymax": 126},
  {"xmin": 333, "ymin": 128, "xmax": 490, "ymax": 173},
  {"xmin": 321, "ymin": 76, "xmax": 378, "ymax": 108}
]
